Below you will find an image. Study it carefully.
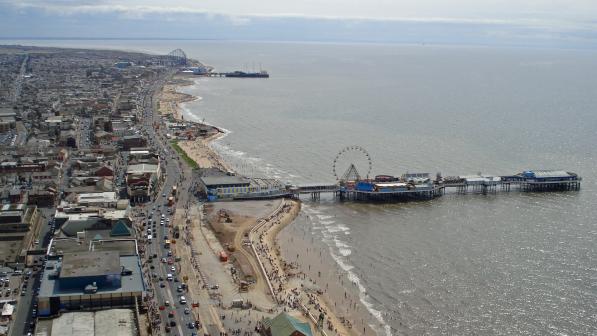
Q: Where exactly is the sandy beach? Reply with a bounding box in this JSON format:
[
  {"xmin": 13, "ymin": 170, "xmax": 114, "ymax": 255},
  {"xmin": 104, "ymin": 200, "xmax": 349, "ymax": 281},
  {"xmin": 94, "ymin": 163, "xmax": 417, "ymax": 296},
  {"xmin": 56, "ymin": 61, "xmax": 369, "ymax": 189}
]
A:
[
  {"xmin": 167, "ymin": 76, "xmax": 379, "ymax": 335},
  {"xmin": 177, "ymin": 134, "xmax": 234, "ymax": 172},
  {"xmin": 157, "ymin": 76, "xmax": 197, "ymax": 120}
]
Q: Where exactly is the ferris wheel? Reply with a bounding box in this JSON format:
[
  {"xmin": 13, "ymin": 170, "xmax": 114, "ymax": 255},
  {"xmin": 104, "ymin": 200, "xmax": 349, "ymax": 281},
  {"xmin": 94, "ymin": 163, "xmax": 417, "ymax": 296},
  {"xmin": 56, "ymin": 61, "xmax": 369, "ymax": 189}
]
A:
[{"xmin": 332, "ymin": 146, "xmax": 372, "ymax": 182}]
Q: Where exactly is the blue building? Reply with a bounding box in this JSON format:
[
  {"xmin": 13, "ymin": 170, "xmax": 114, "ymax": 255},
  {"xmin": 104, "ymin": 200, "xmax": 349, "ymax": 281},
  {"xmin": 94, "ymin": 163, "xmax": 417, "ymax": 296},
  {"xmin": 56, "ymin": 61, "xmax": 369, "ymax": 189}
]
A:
[{"xmin": 37, "ymin": 249, "xmax": 145, "ymax": 316}]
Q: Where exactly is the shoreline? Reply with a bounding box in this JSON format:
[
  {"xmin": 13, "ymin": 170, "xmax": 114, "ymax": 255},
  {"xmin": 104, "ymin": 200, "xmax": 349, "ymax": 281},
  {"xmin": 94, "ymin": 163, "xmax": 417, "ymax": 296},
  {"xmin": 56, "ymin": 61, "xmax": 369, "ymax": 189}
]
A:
[{"xmin": 162, "ymin": 75, "xmax": 379, "ymax": 335}]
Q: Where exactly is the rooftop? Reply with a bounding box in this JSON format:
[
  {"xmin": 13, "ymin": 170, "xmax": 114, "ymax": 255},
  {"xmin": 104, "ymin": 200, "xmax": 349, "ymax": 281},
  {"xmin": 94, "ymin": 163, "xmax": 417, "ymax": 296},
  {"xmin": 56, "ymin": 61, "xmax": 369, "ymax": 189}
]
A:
[
  {"xmin": 201, "ymin": 175, "xmax": 251, "ymax": 187},
  {"xmin": 127, "ymin": 163, "xmax": 158, "ymax": 174},
  {"xmin": 77, "ymin": 192, "xmax": 118, "ymax": 204},
  {"xmin": 60, "ymin": 250, "xmax": 120, "ymax": 278},
  {"xmin": 39, "ymin": 255, "xmax": 144, "ymax": 298},
  {"xmin": 35, "ymin": 309, "xmax": 136, "ymax": 336},
  {"xmin": 264, "ymin": 312, "xmax": 313, "ymax": 336}
]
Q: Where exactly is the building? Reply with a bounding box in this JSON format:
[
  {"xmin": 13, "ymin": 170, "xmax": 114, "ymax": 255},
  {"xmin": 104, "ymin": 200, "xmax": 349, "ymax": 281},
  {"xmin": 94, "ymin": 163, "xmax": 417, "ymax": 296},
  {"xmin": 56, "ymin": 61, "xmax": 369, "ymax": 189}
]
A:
[
  {"xmin": 0, "ymin": 108, "xmax": 16, "ymax": 132},
  {"xmin": 261, "ymin": 313, "xmax": 313, "ymax": 336},
  {"xmin": 121, "ymin": 135, "xmax": 146, "ymax": 150},
  {"xmin": 503, "ymin": 170, "xmax": 582, "ymax": 191},
  {"xmin": 200, "ymin": 175, "xmax": 288, "ymax": 201},
  {"xmin": 199, "ymin": 175, "xmax": 251, "ymax": 201},
  {"xmin": 34, "ymin": 309, "xmax": 137, "ymax": 336},
  {"xmin": 38, "ymin": 249, "xmax": 145, "ymax": 316},
  {"xmin": 76, "ymin": 192, "xmax": 121, "ymax": 208},
  {"xmin": 0, "ymin": 203, "xmax": 41, "ymax": 233},
  {"xmin": 126, "ymin": 164, "xmax": 160, "ymax": 203}
]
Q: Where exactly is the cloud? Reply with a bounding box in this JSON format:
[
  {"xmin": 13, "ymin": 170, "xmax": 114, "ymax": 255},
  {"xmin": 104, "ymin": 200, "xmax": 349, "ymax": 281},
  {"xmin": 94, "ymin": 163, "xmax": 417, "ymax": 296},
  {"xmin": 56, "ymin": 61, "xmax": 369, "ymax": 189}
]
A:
[{"xmin": 5, "ymin": 0, "xmax": 597, "ymax": 32}]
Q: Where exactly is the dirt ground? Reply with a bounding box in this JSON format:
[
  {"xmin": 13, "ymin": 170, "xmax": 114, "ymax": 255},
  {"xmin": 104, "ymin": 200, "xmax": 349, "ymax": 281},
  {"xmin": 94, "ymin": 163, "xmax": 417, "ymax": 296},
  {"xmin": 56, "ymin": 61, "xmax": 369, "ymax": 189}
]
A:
[{"xmin": 203, "ymin": 200, "xmax": 283, "ymax": 305}]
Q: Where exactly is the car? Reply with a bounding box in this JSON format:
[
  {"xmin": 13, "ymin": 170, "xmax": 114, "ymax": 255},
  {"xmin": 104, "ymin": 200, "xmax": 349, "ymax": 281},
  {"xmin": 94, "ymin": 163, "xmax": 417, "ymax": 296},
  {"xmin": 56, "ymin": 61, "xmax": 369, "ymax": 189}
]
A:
[
  {"xmin": 164, "ymin": 300, "xmax": 170, "ymax": 306},
  {"xmin": 170, "ymin": 266, "xmax": 176, "ymax": 272},
  {"xmin": 187, "ymin": 322, "xmax": 195, "ymax": 329},
  {"xmin": 165, "ymin": 326, "xmax": 171, "ymax": 333},
  {"xmin": 168, "ymin": 311, "xmax": 175, "ymax": 318},
  {"xmin": 184, "ymin": 307, "xmax": 190, "ymax": 314},
  {"xmin": 161, "ymin": 258, "xmax": 167, "ymax": 263},
  {"xmin": 177, "ymin": 286, "xmax": 183, "ymax": 293},
  {"xmin": 169, "ymin": 320, "xmax": 176, "ymax": 327},
  {"xmin": 167, "ymin": 258, "xmax": 174, "ymax": 265},
  {"xmin": 210, "ymin": 284, "xmax": 219, "ymax": 290},
  {"xmin": 179, "ymin": 296, "xmax": 187, "ymax": 304}
]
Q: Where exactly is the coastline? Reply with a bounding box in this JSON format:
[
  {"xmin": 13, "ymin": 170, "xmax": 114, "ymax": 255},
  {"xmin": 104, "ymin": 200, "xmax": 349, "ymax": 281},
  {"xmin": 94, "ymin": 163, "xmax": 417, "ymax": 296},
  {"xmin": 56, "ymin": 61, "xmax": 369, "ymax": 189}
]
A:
[
  {"xmin": 157, "ymin": 76, "xmax": 198, "ymax": 120},
  {"xmin": 162, "ymin": 76, "xmax": 379, "ymax": 336}
]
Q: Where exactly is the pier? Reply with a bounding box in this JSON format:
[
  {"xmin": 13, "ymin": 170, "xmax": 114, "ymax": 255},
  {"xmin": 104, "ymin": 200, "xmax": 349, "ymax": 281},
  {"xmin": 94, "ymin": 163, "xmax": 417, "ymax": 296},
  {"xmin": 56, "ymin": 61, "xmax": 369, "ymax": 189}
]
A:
[{"xmin": 289, "ymin": 170, "xmax": 581, "ymax": 202}]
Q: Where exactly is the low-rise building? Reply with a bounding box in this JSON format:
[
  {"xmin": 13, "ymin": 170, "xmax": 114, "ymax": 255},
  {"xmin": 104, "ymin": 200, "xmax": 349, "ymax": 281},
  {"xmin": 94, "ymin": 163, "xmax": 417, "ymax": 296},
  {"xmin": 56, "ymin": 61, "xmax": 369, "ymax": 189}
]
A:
[
  {"xmin": 38, "ymin": 248, "xmax": 144, "ymax": 316},
  {"xmin": 126, "ymin": 163, "xmax": 160, "ymax": 203}
]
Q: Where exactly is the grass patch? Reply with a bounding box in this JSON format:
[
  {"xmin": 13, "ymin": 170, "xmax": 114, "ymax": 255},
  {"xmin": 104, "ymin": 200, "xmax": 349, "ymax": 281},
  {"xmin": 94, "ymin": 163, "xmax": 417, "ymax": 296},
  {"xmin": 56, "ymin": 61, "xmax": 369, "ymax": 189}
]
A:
[{"xmin": 170, "ymin": 140, "xmax": 199, "ymax": 169}]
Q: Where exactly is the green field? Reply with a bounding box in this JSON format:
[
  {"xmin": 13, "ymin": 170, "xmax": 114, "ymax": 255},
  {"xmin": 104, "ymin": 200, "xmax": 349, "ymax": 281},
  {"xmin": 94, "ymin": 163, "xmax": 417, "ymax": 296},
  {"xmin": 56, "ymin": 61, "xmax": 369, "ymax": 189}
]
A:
[{"xmin": 170, "ymin": 141, "xmax": 199, "ymax": 169}]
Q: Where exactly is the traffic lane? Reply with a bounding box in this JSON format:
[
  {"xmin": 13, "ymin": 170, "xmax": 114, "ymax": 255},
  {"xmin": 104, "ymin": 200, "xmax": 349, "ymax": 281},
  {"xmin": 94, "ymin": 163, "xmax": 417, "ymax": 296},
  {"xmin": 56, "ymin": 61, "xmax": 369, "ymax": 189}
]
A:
[
  {"xmin": 151, "ymin": 172, "xmax": 186, "ymax": 332},
  {"xmin": 12, "ymin": 265, "xmax": 42, "ymax": 336},
  {"xmin": 142, "ymin": 80, "xmax": 195, "ymax": 334}
]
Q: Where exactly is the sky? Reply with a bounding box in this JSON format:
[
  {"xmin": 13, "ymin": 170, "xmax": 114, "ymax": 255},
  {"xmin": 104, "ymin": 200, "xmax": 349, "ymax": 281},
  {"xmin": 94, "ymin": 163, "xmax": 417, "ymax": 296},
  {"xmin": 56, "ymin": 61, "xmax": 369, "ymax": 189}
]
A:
[{"xmin": 1, "ymin": 0, "xmax": 597, "ymax": 48}]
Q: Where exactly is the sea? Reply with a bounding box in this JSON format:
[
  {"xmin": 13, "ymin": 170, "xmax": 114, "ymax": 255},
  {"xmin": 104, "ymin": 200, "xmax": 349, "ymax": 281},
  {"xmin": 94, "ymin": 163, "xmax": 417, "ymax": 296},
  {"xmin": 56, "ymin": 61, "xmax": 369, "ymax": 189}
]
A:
[{"xmin": 5, "ymin": 39, "xmax": 596, "ymax": 335}]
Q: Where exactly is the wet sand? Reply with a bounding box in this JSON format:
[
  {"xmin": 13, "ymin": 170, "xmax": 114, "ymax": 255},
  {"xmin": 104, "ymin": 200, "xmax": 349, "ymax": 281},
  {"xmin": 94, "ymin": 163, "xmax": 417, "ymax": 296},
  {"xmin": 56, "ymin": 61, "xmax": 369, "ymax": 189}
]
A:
[{"xmin": 277, "ymin": 212, "xmax": 379, "ymax": 335}]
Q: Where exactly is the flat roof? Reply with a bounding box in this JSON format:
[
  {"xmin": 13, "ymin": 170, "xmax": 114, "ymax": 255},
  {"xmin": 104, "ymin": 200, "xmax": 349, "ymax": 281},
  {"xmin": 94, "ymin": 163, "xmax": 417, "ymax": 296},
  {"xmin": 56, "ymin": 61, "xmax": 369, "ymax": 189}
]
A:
[
  {"xmin": 529, "ymin": 170, "xmax": 572, "ymax": 178},
  {"xmin": 39, "ymin": 255, "xmax": 145, "ymax": 298},
  {"xmin": 41, "ymin": 309, "xmax": 136, "ymax": 336},
  {"xmin": 60, "ymin": 251, "xmax": 120, "ymax": 278},
  {"xmin": 127, "ymin": 164, "xmax": 158, "ymax": 174},
  {"xmin": 77, "ymin": 192, "xmax": 118, "ymax": 203},
  {"xmin": 201, "ymin": 175, "xmax": 251, "ymax": 187}
]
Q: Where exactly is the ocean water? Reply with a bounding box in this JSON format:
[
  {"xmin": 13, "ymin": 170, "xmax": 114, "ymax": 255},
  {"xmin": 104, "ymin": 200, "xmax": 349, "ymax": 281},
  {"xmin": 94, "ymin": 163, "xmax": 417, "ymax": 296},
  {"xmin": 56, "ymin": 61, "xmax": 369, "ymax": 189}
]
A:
[{"xmin": 7, "ymin": 39, "xmax": 597, "ymax": 335}]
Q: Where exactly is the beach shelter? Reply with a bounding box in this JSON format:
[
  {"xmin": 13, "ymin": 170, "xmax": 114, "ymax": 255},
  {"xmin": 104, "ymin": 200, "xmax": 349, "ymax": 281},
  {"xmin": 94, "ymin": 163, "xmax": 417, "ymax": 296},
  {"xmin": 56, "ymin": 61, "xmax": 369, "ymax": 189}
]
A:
[{"xmin": 262, "ymin": 312, "xmax": 313, "ymax": 336}]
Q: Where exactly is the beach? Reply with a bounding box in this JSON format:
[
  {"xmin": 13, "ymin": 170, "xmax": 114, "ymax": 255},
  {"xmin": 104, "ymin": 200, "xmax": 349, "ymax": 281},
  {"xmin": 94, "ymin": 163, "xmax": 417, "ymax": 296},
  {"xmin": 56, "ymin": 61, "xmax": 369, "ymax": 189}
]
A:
[
  {"xmin": 157, "ymin": 76, "xmax": 197, "ymax": 120},
  {"xmin": 163, "ymin": 76, "xmax": 379, "ymax": 335}
]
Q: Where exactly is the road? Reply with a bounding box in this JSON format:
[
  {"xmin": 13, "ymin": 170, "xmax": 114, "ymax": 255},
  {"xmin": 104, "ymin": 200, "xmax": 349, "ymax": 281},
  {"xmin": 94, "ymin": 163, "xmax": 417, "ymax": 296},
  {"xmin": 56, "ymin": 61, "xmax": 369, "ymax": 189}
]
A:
[
  {"xmin": 9, "ymin": 207, "xmax": 56, "ymax": 336},
  {"xmin": 137, "ymin": 73, "xmax": 225, "ymax": 335}
]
